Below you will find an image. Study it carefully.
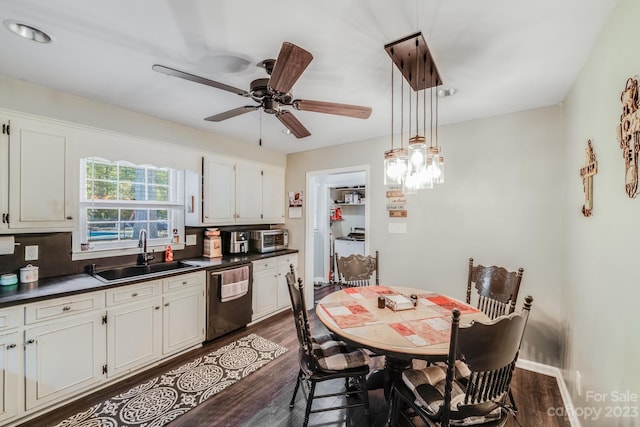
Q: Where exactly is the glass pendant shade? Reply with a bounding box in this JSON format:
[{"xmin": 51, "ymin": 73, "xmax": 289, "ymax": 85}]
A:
[
  {"xmin": 404, "ymin": 135, "xmax": 430, "ymax": 192},
  {"xmin": 384, "ymin": 148, "xmax": 408, "ymax": 185},
  {"xmin": 426, "ymin": 146, "xmax": 444, "ymax": 185}
]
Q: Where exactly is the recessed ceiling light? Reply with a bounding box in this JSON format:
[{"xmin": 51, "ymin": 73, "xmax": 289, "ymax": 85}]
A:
[
  {"xmin": 437, "ymin": 87, "xmax": 457, "ymax": 97},
  {"xmin": 3, "ymin": 20, "xmax": 52, "ymax": 43},
  {"xmin": 282, "ymin": 128, "xmax": 292, "ymax": 135}
]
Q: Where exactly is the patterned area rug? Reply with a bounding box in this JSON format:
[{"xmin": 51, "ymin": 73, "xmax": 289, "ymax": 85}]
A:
[{"xmin": 54, "ymin": 334, "xmax": 288, "ymax": 427}]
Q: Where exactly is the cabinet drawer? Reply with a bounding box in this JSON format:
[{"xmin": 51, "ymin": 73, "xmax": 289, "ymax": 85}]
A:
[
  {"xmin": 106, "ymin": 280, "xmax": 161, "ymax": 306},
  {"xmin": 277, "ymin": 254, "xmax": 298, "ymax": 271},
  {"xmin": 0, "ymin": 306, "xmax": 21, "ymax": 331},
  {"xmin": 252, "ymin": 259, "xmax": 277, "ymax": 273},
  {"xmin": 163, "ymin": 271, "xmax": 204, "ymax": 293},
  {"xmin": 25, "ymin": 292, "xmax": 105, "ymax": 324}
]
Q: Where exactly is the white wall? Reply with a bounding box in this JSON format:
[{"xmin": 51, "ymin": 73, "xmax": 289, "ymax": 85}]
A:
[
  {"xmin": 286, "ymin": 105, "xmax": 564, "ymax": 364},
  {"xmin": 562, "ymin": 0, "xmax": 640, "ymax": 423}
]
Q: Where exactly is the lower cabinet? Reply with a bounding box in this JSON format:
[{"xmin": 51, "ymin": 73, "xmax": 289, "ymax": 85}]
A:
[
  {"xmin": 162, "ymin": 286, "xmax": 205, "ymax": 356},
  {"xmin": 0, "ymin": 331, "xmax": 19, "ymax": 424},
  {"xmin": 24, "ymin": 311, "xmax": 107, "ymax": 411},
  {"xmin": 5, "ymin": 270, "xmax": 206, "ymax": 426},
  {"xmin": 106, "ymin": 296, "xmax": 163, "ymax": 379},
  {"xmin": 252, "ymin": 253, "xmax": 298, "ymax": 322},
  {"xmin": 252, "ymin": 259, "xmax": 279, "ymax": 321},
  {"xmin": 277, "ymin": 254, "xmax": 298, "ymax": 310}
]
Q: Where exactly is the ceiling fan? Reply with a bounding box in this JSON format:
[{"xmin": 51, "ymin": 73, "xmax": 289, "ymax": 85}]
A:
[{"xmin": 152, "ymin": 42, "xmax": 372, "ymax": 138}]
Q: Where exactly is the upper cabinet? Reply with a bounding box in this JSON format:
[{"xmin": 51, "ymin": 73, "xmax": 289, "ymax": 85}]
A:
[
  {"xmin": 1, "ymin": 114, "xmax": 76, "ymax": 232},
  {"xmin": 187, "ymin": 155, "xmax": 285, "ymax": 226},
  {"xmin": 202, "ymin": 156, "xmax": 236, "ymax": 224}
]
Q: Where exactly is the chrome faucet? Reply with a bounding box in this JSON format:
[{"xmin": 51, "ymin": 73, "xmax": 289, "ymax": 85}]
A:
[{"xmin": 137, "ymin": 229, "xmax": 155, "ymax": 265}]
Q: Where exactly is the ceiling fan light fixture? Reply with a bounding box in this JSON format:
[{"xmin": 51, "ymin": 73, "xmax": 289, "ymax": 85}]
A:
[{"xmin": 4, "ymin": 20, "xmax": 51, "ymax": 43}]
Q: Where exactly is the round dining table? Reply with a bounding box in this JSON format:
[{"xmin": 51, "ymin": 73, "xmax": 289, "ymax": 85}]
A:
[{"xmin": 315, "ymin": 285, "xmax": 489, "ymax": 396}]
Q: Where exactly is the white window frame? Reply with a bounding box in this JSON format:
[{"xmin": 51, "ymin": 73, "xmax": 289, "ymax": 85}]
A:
[{"xmin": 72, "ymin": 157, "xmax": 185, "ymax": 259}]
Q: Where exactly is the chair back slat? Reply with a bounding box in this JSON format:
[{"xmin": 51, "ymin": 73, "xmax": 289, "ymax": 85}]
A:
[
  {"xmin": 285, "ymin": 266, "xmax": 316, "ymax": 372},
  {"xmin": 442, "ymin": 296, "xmax": 533, "ymax": 424},
  {"xmin": 336, "ymin": 250, "xmax": 379, "ymax": 288},
  {"xmin": 467, "ymin": 257, "xmax": 524, "ymax": 318}
]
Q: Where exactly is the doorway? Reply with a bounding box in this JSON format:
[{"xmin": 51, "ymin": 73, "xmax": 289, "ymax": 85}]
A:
[{"xmin": 304, "ymin": 165, "xmax": 370, "ymax": 306}]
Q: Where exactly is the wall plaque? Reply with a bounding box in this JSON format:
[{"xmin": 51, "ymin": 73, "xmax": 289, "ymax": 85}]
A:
[
  {"xmin": 616, "ymin": 77, "xmax": 640, "ymax": 198},
  {"xmin": 580, "ymin": 139, "xmax": 598, "ymax": 217}
]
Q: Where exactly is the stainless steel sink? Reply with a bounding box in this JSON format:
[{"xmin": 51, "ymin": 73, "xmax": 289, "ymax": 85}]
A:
[{"xmin": 93, "ymin": 261, "xmax": 198, "ymax": 283}]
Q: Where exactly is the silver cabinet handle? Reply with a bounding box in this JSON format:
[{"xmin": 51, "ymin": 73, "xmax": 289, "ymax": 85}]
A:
[
  {"xmin": 26, "ymin": 339, "xmax": 35, "ymax": 345},
  {"xmin": 164, "ymin": 303, "xmax": 170, "ymax": 307},
  {"xmin": 182, "ymin": 281, "xmax": 187, "ymax": 285},
  {"xmin": 66, "ymin": 216, "xmax": 73, "ymax": 220},
  {"xmin": 62, "ymin": 306, "xmax": 71, "ymax": 311},
  {"xmin": 132, "ymin": 293, "xmax": 138, "ymax": 297},
  {"xmin": 155, "ymin": 306, "xmax": 160, "ymax": 310},
  {"xmin": 7, "ymin": 344, "xmax": 16, "ymax": 349}
]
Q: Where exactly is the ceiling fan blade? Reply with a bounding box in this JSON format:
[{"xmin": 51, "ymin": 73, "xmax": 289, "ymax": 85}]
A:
[
  {"xmin": 276, "ymin": 111, "xmax": 311, "ymax": 138},
  {"xmin": 293, "ymin": 99, "xmax": 372, "ymax": 119},
  {"xmin": 268, "ymin": 42, "xmax": 313, "ymax": 94},
  {"xmin": 205, "ymin": 106, "xmax": 259, "ymax": 122},
  {"xmin": 152, "ymin": 64, "xmax": 249, "ymax": 97}
]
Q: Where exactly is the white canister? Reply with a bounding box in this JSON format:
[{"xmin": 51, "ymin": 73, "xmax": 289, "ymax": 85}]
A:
[{"xmin": 20, "ymin": 264, "xmax": 39, "ymax": 283}]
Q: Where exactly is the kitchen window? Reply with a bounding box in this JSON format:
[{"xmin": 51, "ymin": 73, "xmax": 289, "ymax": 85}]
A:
[{"xmin": 74, "ymin": 157, "xmax": 184, "ymax": 257}]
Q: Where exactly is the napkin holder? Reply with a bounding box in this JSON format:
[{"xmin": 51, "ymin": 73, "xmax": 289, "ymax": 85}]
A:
[{"xmin": 384, "ymin": 294, "xmax": 415, "ymax": 311}]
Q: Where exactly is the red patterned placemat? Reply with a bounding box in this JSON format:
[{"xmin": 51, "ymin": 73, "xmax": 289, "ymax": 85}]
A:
[
  {"xmin": 343, "ymin": 286, "xmax": 398, "ymax": 300},
  {"xmin": 319, "ymin": 301, "xmax": 380, "ymax": 328},
  {"xmin": 388, "ymin": 316, "xmax": 452, "ymax": 347},
  {"xmin": 419, "ymin": 294, "xmax": 480, "ymax": 315}
]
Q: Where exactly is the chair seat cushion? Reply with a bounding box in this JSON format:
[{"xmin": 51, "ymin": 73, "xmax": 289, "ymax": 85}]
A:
[
  {"xmin": 311, "ymin": 334, "xmax": 370, "ymax": 371},
  {"xmin": 401, "ymin": 361, "xmax": 504, "ymax": 425}
]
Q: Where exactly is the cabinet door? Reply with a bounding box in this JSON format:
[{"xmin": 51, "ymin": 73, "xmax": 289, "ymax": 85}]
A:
[
  {"xmin": 202, "ymin": 156, "xmax": 236, "ymax": 224},
  {"xmin": 235, "ymin": 161, "xmax": 263, "ymax": 223},
  {"xmin": 262, "ymin": 166, "xmax": 285, "ymax": 223},
  {"xmin": 252, "ymin": 261, "xmax": 279, "ymax": 321},
  {"xmin": 277, "ymin": 254, "xmax": 298, "ymax": 309},
  {"xmin": 8, "ymin": 117, "xmax": 75, "ymax": 230},
  {"xmin": 0, "ymin": 119, "xmax": 8, "ymax": 232},
  {"xmin": 24, "ymin": 311, "xmax": 106, "ymax": 411},
  {"xmin": 107, "ymin": 297, "xmax": 162, "ymax": 378},
  {"xmin": 163, "ymin": 287, "xmax": 205, "ymax": 355},
  {"xmin": 0, "ymin": 332, "xmax": 19, "ymax": 424}
]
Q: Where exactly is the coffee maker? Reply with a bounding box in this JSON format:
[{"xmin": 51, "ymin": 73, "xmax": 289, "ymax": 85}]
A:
[{"xmin": 222, "ymin": 231, "xmax": 249, "ymax": 254}]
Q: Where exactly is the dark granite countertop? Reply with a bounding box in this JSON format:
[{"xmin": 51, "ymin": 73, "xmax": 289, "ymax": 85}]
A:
[{"xmin": 0, "ymin": 249, "xmax": 298, "ymax": 308}]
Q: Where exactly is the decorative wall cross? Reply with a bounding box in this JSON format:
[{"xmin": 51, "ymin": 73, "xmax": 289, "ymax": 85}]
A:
[
  {"xmin": 616, "ymin": 77, "xmax": 640, "ymax": 198},
  {"xmin": 580, "ymin": 139, "xmax": 598, "ymax": 217}
]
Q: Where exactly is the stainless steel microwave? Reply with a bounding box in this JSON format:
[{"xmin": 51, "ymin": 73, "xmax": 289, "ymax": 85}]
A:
[{"xmin": 249, "ymin": 229, "xmax": 288, "ymax": 253}]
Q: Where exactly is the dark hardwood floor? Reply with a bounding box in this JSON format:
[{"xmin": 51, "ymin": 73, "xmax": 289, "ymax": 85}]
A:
[{"xmin": 24, "ymin": 284, "xmax": 570, "ymax": 427}]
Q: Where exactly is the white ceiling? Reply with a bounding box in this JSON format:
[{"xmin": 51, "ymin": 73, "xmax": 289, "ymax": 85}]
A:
[{"xmin": 0, "ymin": 0, "xmax": 616, "ymax": 154}]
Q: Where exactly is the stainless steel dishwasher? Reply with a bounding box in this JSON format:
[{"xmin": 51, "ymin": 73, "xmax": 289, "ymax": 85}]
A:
[{"xmin": 206, "ymin": 263, "xmax": 253, "ymax": 341}]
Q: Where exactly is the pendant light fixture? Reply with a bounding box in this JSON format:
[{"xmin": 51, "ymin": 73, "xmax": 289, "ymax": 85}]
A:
[
  {"xmin": 384, "ymin": 32, "xmax": 444, "ymax": 191},
  {"xmin": 383, "ymin": 54, "xmax": 408, "ymax": 186}
]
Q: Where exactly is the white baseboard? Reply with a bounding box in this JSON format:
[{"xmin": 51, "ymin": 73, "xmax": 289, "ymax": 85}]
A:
[{"xmin": 516, "ymin": 359, "xmax": 581, "ymax": 427}]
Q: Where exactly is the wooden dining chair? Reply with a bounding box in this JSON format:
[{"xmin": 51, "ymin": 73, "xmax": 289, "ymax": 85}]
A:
[
  {"xmin": 467, "ymin": 257, "xmax": 524, "ymax": 319},
  {"xmin": 335, "ymin": 250, "xmax": 379, "ymax": 288},
  {"xmin": 285, "ymin": 265, "xmax": 371, "ymax": 427},
  {"xmin": 387, "ymin": 295, "xmax": 534, "ymax": 427}
]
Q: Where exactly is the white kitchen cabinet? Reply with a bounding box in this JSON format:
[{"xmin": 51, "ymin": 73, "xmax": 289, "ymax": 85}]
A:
[
  {"xmin": 24, "ymin": 311, "xmax": 106, "ymax": 411},
  {"xmin": 202, "ymin": 155, "xmax": 236, "ymax": 224},
  {"xmin": 7, "ymin": 115, "xmax": 76, "ymax": 231},
  {"xmin": 235, "ymin": 161, "xmax": 263, "ymax": 223},
  {"xmin": 162, "ymin": 271, "xmax": 205, "ymax": 355},
  {"xmin": 262, "ymin": 166, "xmax": 285, "ymax": 223},
  {"xmin": 253, "ymin": 254, "xmax": 298, "ymax": 321},
  {"xmin": 252, "ymin": 258, "xmax": 279, "ymax": 321},
  {"xmin": 105, "ymin": 282, "xmax": 163, "ymax": 378},
  {"xmin": 0, "ymin": 120, "xmax": 8, "ymax": 231},
  {"xmin": 0, "ymin": 330, "xmax": 20, "ymax": 424},
  {"xmin": 190, "ymin": 155, "xmax": 285, "ymax": 226},
  {"xmin": 277, "ymin": 253, "xmax": 298, "ymax": 309}
]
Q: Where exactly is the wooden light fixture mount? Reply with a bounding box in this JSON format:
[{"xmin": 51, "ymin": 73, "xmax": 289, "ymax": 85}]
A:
[{"xmin": 384, "ymin": 32, "xmax": 442, "ymax": 91}]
